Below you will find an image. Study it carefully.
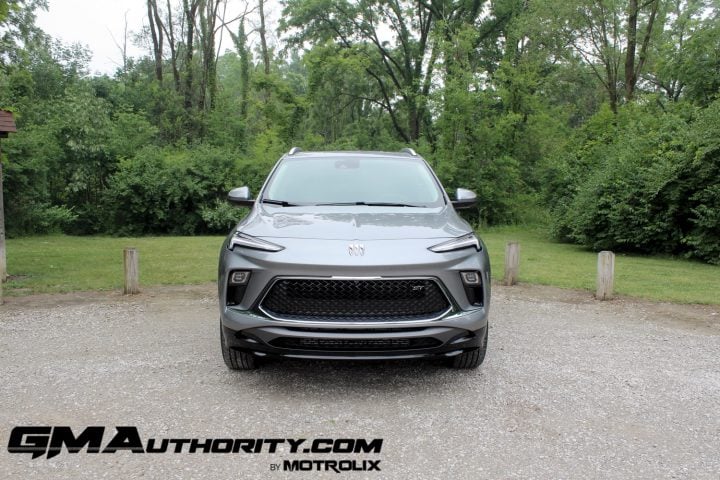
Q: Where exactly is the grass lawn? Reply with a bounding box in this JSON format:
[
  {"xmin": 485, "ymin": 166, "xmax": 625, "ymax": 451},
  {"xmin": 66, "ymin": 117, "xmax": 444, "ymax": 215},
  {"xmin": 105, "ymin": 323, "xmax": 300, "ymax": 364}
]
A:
[
  {"xmin": 480, "ymin": 225, "xmax": 720, "ymax": 305},
  {"xmin": 4, "ymin": 228, "xmax": 719, "ymax": 304},
  {"xmin": 4, "ymin": 235, "xmax": 224, "ymax": 295}
]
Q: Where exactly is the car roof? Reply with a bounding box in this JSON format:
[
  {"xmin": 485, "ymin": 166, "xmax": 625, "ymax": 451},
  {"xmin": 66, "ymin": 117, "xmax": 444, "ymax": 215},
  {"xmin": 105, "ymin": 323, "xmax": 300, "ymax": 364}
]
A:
[{"xmin": 285, "ymin": 150, "xmax": 420, "ymax": 159}]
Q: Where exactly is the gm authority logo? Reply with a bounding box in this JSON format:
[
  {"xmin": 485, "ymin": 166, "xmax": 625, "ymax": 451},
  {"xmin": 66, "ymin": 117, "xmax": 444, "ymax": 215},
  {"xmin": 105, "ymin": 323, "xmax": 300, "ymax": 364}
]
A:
[{"xmin": 7, "ymin": 426, "xmax": 382, "ymax": 472}]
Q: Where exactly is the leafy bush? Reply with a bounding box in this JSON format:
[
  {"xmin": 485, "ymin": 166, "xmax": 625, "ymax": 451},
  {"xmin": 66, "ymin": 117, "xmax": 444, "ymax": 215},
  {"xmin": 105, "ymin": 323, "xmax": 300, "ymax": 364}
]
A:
[
  {"xmin": 103, "ymin": 146, "xmax": 247, "ymax": 235},
  {"xmin": 2, "ymin": 125, "xmax": 65, "ymax": 236},
  {"xmin": 200, "ymin": 199, "xmax": 247, "ymax": 232},
  {"xmin": 681, "ymin": 101, "xmax": 720, "ymax": 263},
  {"xmin": 5, "ymin": 203, "xmax": 77, "ymax": 236},
  {"xmin": 549, "ymin": 100, "xmax": 720, "ymax": 264}
]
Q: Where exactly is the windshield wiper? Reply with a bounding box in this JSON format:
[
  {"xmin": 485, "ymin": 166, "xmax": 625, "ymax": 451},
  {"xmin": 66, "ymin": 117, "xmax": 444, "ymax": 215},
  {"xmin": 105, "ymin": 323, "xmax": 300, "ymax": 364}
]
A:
[
  {"xmin": 262, "ymin": 198, "xmax": 300, "ymax": 207},
  {"xmin": 364, "ymin": 202, "xmax": 428, "ymax": 207},
  {"xmin": 315, "ymin": 201, "xmax": 427, "ymax": 208}
]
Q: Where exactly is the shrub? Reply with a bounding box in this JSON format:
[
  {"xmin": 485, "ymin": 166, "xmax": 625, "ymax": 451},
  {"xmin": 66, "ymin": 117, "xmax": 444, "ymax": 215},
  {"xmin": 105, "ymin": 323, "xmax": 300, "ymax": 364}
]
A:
[
  {"xmin": 103, "ymin": 145, "xmax": 247, "ymax": 235},
  {"xmin": 549, "ymin": 99, "xmax": 720, "ymax": 264}
]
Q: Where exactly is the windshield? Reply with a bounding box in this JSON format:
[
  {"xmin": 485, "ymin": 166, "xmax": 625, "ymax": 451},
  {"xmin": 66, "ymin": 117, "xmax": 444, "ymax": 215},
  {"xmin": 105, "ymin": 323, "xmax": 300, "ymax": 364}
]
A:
[{"xmin": 263, "ymin": 156, "xmax": 445, "ymax": 207}]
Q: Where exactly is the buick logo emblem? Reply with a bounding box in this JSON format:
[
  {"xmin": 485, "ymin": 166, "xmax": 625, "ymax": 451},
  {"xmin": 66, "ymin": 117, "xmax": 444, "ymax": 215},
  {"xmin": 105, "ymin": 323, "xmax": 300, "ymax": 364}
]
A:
[{"xmin": 348, "ymin": 243, "xmax": 365, "ymax": 256}]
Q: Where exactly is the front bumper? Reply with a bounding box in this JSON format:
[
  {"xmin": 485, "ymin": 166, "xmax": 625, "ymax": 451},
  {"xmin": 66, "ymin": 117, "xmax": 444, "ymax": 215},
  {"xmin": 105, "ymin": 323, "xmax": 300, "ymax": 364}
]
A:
[
  {"xmin": 222, "ymin": 324, "xmax": 487, "ymax": 360},
  {"xmin": 221, "ymin": 305, "xmax": 488, "ymax": 360},
  {"xmin": 218, "ymin": 236, "xmax": 490, "ymax": 360}
]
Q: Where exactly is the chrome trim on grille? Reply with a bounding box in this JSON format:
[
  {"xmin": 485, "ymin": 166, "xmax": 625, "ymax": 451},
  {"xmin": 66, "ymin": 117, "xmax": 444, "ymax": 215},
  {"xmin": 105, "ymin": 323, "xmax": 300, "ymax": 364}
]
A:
[
  {"xmin": 256, "ymin": 276, "xmax": 455, "ymax": 324},
  {"xmin": 330, "ymin": 276, "xmax": 382, "ymax": 280}
]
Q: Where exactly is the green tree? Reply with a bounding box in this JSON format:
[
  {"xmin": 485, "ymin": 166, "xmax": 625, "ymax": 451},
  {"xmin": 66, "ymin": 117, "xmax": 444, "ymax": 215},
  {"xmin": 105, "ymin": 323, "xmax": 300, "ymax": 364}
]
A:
[
  {"xmin": 646, "ymin": 0, "xmax": 719, "ymax": 103},
  {"xmin": 528, "ymin": 0, "xmax": 661, "ymax": 112},
  {"xmin": 281, "ymin": 0, "xmax": 441, "ymax": 142}
]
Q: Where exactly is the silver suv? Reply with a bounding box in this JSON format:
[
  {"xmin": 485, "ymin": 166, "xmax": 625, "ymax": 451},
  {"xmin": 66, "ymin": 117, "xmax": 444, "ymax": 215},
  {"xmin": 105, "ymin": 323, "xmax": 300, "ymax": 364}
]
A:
[{"xmin": 218, "ymin": 148, "xmax": 490, "ymax": 369}]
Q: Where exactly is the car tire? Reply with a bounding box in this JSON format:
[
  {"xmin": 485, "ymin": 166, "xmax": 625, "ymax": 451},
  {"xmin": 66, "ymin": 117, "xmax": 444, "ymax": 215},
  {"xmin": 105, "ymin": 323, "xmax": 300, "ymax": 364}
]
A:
[
  {"xmin": 450, "ymin": 325, "xmax": 488, "ymax": 369},
  {"xmin": 220, "ymin": 322, "xmax": 258, "ymax": 370}
]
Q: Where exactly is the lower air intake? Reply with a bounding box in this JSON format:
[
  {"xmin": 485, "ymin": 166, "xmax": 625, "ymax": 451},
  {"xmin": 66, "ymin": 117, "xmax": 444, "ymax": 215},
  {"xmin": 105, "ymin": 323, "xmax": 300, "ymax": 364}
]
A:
[
  {"xmin": 270, "ymin": 337, "xmax": 442, "ymax": 351},
  {"xmin": 260, "ymin": 278, "xmax": 451, "ymax": 321}
]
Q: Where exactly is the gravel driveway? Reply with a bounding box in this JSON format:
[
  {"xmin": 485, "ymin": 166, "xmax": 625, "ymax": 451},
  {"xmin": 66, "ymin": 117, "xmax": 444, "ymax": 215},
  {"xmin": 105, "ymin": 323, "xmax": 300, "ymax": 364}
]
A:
[{"xmin": 1, "ymin": 284, "xmax": 719, "ymax": 479}]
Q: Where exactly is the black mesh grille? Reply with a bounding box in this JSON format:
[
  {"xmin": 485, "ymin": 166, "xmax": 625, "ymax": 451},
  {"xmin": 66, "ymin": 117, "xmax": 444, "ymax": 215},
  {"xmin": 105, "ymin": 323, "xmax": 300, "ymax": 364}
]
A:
[
  {"xmin": 260, "ymin": 278, "xmax": 450, "ymax": 321},
  {"xmin": 270, "ymin": 337, "xmax": 442, "ymax": 351}
]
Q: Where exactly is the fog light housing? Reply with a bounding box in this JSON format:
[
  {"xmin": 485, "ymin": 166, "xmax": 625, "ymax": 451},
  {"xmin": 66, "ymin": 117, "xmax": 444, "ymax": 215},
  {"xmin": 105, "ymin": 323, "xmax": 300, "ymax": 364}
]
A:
[
  {"xmin": 461, "ymin": 271, "xmax": 481, "ymax": 285},
  {"xmin": 227, "ymin": 271, "xmax": 251, "ymax": 306},
  {"xmin": 230, "ymin": 271, "xmax": 251, "ymax": 285},
  {"xmin": 460, "ymin": 271, "xmax": 483, "ymax": 306}
]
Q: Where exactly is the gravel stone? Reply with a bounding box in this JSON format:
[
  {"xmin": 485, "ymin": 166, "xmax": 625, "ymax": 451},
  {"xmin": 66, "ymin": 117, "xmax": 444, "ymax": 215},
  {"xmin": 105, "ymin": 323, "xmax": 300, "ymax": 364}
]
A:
[{"xmin": 0, "ymin": 283, "xmax": 718, "ymax": 479}]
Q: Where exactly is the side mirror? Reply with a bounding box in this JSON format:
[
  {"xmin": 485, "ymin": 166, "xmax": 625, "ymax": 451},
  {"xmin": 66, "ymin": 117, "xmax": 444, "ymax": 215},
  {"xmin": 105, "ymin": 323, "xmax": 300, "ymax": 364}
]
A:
[
  {"xmin": 227, "ymin": 186, "xmax": 254, "ymax": 207},
  {"xmin": 452, "ymin": 188, "xmax": 477, "ymax": 210}
]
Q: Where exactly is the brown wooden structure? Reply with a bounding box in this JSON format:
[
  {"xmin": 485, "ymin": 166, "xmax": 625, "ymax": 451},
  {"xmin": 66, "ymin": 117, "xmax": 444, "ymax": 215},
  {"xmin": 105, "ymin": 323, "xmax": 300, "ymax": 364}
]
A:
[
  {"xmin": 0, "ymin": 109, "xmax": 17, "ymax": 292},
  {"xmin": 0, "ymin": 110, "xmax": 17, "ymax": 137}
]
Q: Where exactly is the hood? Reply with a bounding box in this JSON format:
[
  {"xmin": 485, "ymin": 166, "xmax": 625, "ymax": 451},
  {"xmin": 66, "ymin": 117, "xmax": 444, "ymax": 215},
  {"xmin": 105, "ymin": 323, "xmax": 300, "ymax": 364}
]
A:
[{"xmin": 235, "ymin": 205, "xmax": 471, "ymax": 241}]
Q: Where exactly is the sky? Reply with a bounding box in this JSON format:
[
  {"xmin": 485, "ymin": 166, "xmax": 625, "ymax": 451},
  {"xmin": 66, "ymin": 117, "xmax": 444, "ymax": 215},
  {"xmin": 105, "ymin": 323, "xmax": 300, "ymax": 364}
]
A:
[
  {"xmin": 36, "ymin": 0, "xmax": 148, "ymax": 75},
  {"xmin": 34, "ymin": 0, "xmax": 280, "ymax": 76}
]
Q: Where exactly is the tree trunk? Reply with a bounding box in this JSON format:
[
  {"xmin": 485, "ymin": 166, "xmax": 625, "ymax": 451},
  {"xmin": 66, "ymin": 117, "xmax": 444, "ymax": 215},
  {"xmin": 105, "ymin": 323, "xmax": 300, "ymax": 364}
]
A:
[
  {"xmin": 199, "ymin": 4, "xmax": 209, "ymax": 111},
  {"xmin": 199, "ymin": 0, "xmax": 220, "ymax": 111},
  {"xmin": 183, "ymin": 0, "xmax": 199, "ymax": 111},
  {"xmin": 234, "ymin": 20, "xmax": 250, "ymax": 118},
  {"xmin": 165, "ymin": 0, "xmax": 180, "ymax": 91},
  {"xmin": 259, "ymin": 0, "xmax": 270, "ymax": 75},
  {"xmin": 624, "ymin": 0, "xmax": 638, "ymax": 100},
  {"xmin": 407, "ymin": 98, "xmax": 420, "ymax": 142},
  {"xmin": 147, "ymin": 0, "xmax": 163, "ymax": 83},
  {"xmin": 625, "ymin": 0, "xmax": 658, "ymax": 101},
  {"xmin": 609, "ymin": 84, "xmax": 619, "ymax": 114},
  {"xmin": 636, "ymin": 0, "xmax": 659, "ymax": 93}
]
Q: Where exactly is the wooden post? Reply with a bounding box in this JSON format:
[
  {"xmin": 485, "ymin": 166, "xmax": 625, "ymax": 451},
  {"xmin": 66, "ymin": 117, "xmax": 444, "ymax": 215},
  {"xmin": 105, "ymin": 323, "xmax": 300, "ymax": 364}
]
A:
[
  {"xmin": 0, "ymin": 141, "xmax": 7, "ymax": 283},
  {"xmin": 504, "ymin": 241, "xmax": 520, "ymax": 286},
  {"xmin": 123, "ymin": 247, "xmax": 140, "ymax": 295},
  {"xmin": 596, "ymin": 251, "xmax": 615, "ymax": 300},
  {"xmin": 0, "ymin": 110, "xmax": 18, "ymax": 283}
]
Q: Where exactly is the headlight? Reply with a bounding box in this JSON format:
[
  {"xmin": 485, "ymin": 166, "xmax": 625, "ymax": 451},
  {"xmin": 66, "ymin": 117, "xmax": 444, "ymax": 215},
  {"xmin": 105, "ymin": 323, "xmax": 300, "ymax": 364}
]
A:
[
  {"xmin": 428, "ymin": 233, "xmax": 481, "ymax": 253},
  {"xmin": 229, "ymin": 232, "xmax": 285, "ymax": 252}
]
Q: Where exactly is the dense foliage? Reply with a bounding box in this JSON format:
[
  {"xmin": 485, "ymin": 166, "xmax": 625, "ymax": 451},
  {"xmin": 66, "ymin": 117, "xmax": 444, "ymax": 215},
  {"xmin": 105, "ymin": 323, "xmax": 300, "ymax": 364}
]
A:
[
  {"xmin": 547, "ymin": 100, "xmax": 720, "ymax": 263},
  {"xmin": 0, "ymin": 0, "xmax": 719, "ymax": 262}
]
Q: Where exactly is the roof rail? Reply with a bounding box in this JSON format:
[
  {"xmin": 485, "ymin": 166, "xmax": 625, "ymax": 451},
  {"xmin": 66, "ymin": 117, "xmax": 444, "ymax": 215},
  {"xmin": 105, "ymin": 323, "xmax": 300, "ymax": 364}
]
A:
[
  {"xmin": 288, "ymin": 147, "xmax": 302, "ymax": 155},
  {"xmin": 401, "ymin": 147, "xmax": 418, "ymax": 156}
]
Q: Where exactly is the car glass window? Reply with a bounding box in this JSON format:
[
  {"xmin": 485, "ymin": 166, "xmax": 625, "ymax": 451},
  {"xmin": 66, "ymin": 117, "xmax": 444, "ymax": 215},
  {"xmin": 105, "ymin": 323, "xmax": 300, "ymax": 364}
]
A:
[{"xmin": 265, "ymin": 157, "xmax": 443, "ymax": 206}]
